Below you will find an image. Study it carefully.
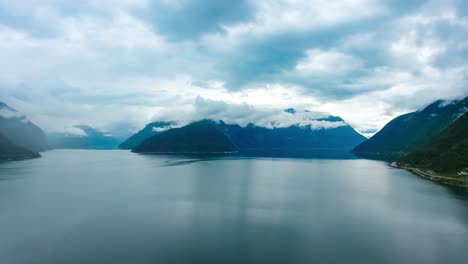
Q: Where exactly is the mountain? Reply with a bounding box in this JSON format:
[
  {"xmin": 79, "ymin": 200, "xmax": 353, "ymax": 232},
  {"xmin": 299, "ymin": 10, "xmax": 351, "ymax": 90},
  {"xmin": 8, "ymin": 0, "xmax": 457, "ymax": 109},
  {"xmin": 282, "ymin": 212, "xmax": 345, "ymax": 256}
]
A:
[
  {"xmin": 353, "ymin": 97, "xmax": 468, "ymax": 161},
  {"xmin": 48, "ymin": 125, "xmax": 120, "ymax": 149},
  {"xmin": 133, "ymin": 113, "xmax": 366, "ymax": 155},
  {"xmin": 0, "ymin": 133, "xmax": 40, "ymax": 161},
  {"xmin": 133, "ymin": 120, "xmax": 237, "ymax": 154},
  {"xmin": 119, "ymin": 121, "xmax": 177, "ymax": 149},
  {"xmin": 218, "ymin": 117, "xmax": 365, "ymax": 152},
  {"xmin": 398, "ymin": 112, "xmax": 468, "ymax": 176},
  {"xmin": 0, "ymin": 102, "xmax": 49, "ymax": 152}
]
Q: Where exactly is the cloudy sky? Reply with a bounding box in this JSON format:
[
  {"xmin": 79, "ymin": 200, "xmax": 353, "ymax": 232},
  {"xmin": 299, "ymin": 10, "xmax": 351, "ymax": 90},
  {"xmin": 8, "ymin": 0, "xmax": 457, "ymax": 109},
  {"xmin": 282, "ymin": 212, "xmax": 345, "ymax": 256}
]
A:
[{"xmin": 0, "ymin": 0, "xmax": 467, "ymax": 137}]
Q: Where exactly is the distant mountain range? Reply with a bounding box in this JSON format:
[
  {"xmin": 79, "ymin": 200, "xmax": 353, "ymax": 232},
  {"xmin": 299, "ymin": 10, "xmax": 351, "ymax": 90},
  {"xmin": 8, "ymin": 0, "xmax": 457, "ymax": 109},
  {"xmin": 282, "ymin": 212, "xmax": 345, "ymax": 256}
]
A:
[
  {"xmin": 0, "ymin": 102, "xmax": 49, "ymax": 152},
  {"xmin": 47, "ymin": 125, "xmax": 120, "ymax": 150},
  {"xmin": 131, "ymin": 110, "xmax": 367, "ymax": 155},
  {"xmin": 353, "ymin": 97, "xmax": 468, "ymax": 161},
  {"xmin": 2, "ymin": 97, "xmax": 467, "ymax": 183}
]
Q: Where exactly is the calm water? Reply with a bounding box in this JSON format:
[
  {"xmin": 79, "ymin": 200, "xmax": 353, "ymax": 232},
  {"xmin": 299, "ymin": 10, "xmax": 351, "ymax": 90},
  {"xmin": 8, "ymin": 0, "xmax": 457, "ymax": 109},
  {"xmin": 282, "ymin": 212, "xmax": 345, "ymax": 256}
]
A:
[{"xmin": 0, "ymin": 150, "xmax": 467, "ymax": 264}]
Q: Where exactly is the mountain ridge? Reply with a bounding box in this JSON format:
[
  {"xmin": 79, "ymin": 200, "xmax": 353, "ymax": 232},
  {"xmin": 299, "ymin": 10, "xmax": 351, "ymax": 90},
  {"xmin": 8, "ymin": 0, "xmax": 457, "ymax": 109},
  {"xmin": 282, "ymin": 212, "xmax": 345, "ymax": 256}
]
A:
[
  {"xmin": 0, "ymin": 102, "xmax": 49, "ymax": 152},
  {"xmin": 132, "ymin": 116, "xmax": 366, "ymax": 155},
  {"xmin": 133, "ymin": 120, "xmax": 237, "ymax": 154},
  {"xmin": 0, "ymin": 133, "xmax": 40, "ymax": 161},
  {"xmin": 398, "ymin": 112, "xmax": 468, "ymax": 173},
  {"xmin": 353, "ymin": 97, "xmax": 468, "ymax": 161},
  {"xmin": 119, "ymin": 121, "xmax": 177, "ymax": 150},
  {"xmin": 397, "ymin": 112, "xmax": 468, "ymax": 186}
]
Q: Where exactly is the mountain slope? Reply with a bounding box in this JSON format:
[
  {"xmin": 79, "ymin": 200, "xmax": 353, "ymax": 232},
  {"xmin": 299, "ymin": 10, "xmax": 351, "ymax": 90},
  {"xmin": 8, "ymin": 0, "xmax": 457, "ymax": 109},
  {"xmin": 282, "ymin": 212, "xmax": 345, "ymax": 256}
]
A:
[
  {"xmin": 133, "ymin": 120, "xmax": 237, "ymax": 154},
  {"xmin": 48, "ymin": 125, "xmax": 120, "ymax": 149},
  {"xmin": 353, "ymin": 97, "xmax": 468, "ymax": 161},
  {"xmin": 218, "ymin": 118, "xmax": 365, "ymax": 152},
  {"xmin": 133, "ymin": 115, "xmax": 366, "ymax": 155},
  {"xmin": 0, "ymin": 133, "xmax": 40, "ymax": 161},
  {"xmin": 399, "ymin": 112, "xmax": 468, "ymax": 175},
  {"xmin": 119, "ymin": 121, "xmax": 177, "ymax": 150},
  {"xmin": 0, "ymin": 102, "xmax": 49, "ymax": 152}
]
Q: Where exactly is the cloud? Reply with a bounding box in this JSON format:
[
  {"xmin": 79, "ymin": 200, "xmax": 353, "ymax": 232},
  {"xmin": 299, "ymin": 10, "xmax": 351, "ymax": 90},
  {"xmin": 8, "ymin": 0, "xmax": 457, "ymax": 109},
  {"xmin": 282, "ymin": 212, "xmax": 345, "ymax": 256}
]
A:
[
  {"xmin": 295, "ymin": 49, "xmax": 362, "ymax": 76},
  {"xmin": 0, "ymin": 107, "xmax": 23, "ymax": 119},
  {"xmin": 152, "ymin": 126, "xmax": 172, "ymax": 133},
  {"xmin": 58, "ymin": 126, "xmax": 88, "ymax": 137},
  {"xmin": 218, "ymin": 0, "xmax": 385, "ymax": 38},
  {"xmin": 309, "ymin": 120, "xmax": 346, "ymax": 130},
  {"xmin": 0, "ymin": 0, "xmax": 466, "ymax": 136},
  {"xmin": 146, "ymin": 0, "xmax": 254, "ymax": 40},
  {"xmin": 149, "ymin": 96, "xmax": 343, "ymax": 130}
]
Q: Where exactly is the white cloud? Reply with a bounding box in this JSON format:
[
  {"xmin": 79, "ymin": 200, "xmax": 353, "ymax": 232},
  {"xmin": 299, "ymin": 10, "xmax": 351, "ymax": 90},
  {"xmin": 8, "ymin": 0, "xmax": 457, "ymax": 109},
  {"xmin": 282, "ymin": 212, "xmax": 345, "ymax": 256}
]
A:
[
  {"xmin": 152, "ymin": 126, "xmax": 170, "ymax": 133},
  {"xmin": 202, "ymin": 0, "xmax": 385, "ymax": 50},
  {"xmin": 309, "ymin": 120, "xmax": 346, "ymax": 130},
  {"xmin": 58, "ymin": 127, "xmax": 88, "ymax": 137},
  {"xmin": 149, "ymin": 96, "xmax": 344, "ymax": 130},
  {"xmin": 0, "ymin": 0, "xmax": 466, "ymax": 137},
  {"xmin": 227, "ymin": 0, "xmax": 384, "ymax": 36},
  {"xmin": 295, "ymin": 49, "xmax": 362, "ymax": 76},
  {"xmin": 61, "ymin": 12, "xmax": 166, "ymax": 51},
  {"xmin": 0, "ymin": 107, "xmax": 22, "ymax": 119},
  {"xmin": 389, "ymin": 30, "xmax": 446, "ymax": 68}
]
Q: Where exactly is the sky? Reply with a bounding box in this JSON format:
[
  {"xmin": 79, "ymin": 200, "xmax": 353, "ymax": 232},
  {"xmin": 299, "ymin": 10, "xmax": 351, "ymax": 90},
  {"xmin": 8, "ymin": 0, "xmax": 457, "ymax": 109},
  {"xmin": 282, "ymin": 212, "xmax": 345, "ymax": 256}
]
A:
[{"xmin": 0, "ymin": 0, "xmax": 467, "ymax": 137}]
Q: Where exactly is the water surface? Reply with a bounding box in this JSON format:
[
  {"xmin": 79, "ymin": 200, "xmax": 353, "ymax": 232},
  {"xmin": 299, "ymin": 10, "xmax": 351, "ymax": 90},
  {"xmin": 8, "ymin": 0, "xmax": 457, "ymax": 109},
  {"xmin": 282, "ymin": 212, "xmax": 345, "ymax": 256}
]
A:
[{"xmin": 0, "ymin": 150, "xmax": 467, "ymax": 264}]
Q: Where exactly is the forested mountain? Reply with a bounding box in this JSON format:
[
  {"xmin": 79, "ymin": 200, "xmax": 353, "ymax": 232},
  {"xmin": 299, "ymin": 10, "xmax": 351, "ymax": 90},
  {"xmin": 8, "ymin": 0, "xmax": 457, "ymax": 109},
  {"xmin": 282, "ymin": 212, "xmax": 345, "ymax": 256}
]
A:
[
  {"xmin": 399, "ymin": 112, "xmax": 468, "ymax": 175},
  {"xmin": 119, "ymin": 121, "xmax": 177, "ymax": 150},
  {"xmin": 133, "ymin": 115, "xmax": 366, "ymax": 155},
  {"xmin": 353, "ymin": 97, "xmax": 468, "ymax": 161},
  {"xmin": 133, "ymin": 120, "xmax": 237, "ymax": 154},
  {"xmin": 0, "ymin": 133, "xmax": 40, "ymax": 161}
]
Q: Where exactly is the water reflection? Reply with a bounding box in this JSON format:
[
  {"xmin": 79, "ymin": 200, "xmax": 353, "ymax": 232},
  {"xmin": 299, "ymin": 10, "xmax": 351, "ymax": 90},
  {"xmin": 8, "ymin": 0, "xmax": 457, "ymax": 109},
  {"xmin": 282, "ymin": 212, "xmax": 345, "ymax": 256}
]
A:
[{"xmin": 0, "ymin": 150, "xmax": 467, "ymax": 264}]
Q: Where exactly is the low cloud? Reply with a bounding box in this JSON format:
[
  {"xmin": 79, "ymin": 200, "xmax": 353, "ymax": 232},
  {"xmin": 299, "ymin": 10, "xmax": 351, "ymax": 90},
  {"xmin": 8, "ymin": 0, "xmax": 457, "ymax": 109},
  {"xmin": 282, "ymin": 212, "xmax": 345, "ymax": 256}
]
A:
[
  {"xmin": 0, "ymin": 107, "xmax": 23, "ymax": 119},
  {"xmin": 57, "ymin": 127, "xmax": 88, "ymax": 137},
  {"xmin": 148, "ymin": 96, "xmax": 345, "ymax": 130}
]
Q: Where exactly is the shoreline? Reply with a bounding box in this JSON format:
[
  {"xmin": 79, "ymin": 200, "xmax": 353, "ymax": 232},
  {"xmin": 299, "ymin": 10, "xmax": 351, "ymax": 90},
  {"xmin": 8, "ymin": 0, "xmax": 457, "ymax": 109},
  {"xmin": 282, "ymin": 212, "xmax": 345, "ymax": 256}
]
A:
[{"xmin": 398, "ymin": 165, "xmax": 468, "ymax": 188}]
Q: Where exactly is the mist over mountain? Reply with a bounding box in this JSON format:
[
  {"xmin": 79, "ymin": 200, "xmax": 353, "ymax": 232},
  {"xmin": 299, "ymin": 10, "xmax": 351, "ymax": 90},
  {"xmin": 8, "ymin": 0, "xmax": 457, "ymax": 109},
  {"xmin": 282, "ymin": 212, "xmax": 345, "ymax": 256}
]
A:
[
  {"xmin": 0, "ymin": 102, "xmax": 49, "ymax": 152},
  {"xmin": 2, "ymin": 2, "xmax": 468, "ymax": 262},
  {"xmin": 218, "ymin": 116, "xmax": 365, "ymax": 152},
  {"xmin": 133, "ymin": 110, "xmax": 366, "ymax": 155},
  {"xmin": 353, "ymin": 97, "xmax": 468, "ymax": 161},
  {"xmin": 126, "ymin": 107, "xmax": 366, "ymax": 154},
  {"xmin": 48, "ymin": 125, "xmax": 120, "ymax": 150},
  {"xmin": 119, "ymin": 121, "xmax": 178, "ymax": 150}
]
